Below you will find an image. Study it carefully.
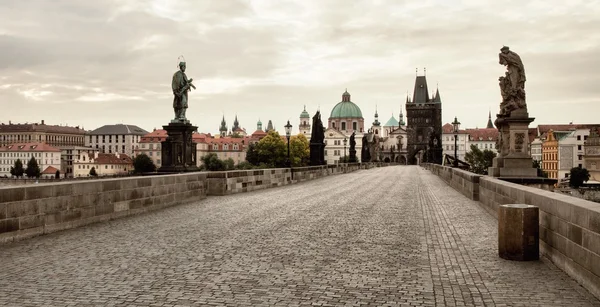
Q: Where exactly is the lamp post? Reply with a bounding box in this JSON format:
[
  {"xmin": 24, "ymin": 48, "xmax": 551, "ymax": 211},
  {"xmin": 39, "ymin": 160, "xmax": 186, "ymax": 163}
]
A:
[
  {"xmin": 343, "ymin": 137, "xmax": 347, "ymax": 163},
  {"xmin": 284, "ymin": 120, "xmax": 292, "ymax": 168},
  {"xmin": 452, "ymin": 116, "xmax": 461, "ymax": 167}
]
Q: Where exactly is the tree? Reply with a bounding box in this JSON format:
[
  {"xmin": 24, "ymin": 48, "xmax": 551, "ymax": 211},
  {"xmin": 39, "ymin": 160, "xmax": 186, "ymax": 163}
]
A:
[
  {"xmin": 569, "ymin": 166, "xmax": 590, "ymax": 188},
  {"xmin": 236, "ymin": 161, "xmax": 256, "ymax": 170},
  {"xmin": 289, "ymin": 134, "xmax": 310, "ymax": 167},
  {"xmin": 133, "ymin": 154, "xmax": 156, "ymax": 173},
  {"xmin": 464, "ymin": 145, "xmax": 496, "ymax": 175},
  {"xmin": 201, "ymin": 153, "xmax": 226, "ymax": 171},
  {"xmin": 532, "ymin": 160, "xmax": 548, "ymax": 178},
  {"xmin": 11, "ymin": 159, "xmax": 24, "ymax": 178},
  {"xmin": 25, "ymin": 156, "xmax": 41, "ymax": 178},
  {"xmin": 245, "ymin": 143, "xmax": 260, "ymax": 165},
  {"xmin": 89, "ymin": 167, "xmax": 98, "ymax": 176},
  {"xmin": 253, "ymin": 130, "xmax": 287, "ymax": 167}
]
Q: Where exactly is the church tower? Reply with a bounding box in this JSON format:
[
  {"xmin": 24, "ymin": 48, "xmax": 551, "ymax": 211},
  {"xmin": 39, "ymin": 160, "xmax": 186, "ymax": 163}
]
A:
[
  {"xmin": 406, "ymin": 71, "xmax": 443, "ymax": 164},
  {"xmin": 219, "ymin": 116, "xmax": 228, "ymax": 137},
  {"xmin": 486, "ymin": 111, "xmax": 494, "ymax": 128},
  {"xmin": 299, "ymin": 105, "xmax": 311, "ymax": 135},
  {"xmin": 371, "ymin": 106, "xmax": 381, "ymax": 136},
  {"xmin": 399, "ymin": 104, "xmax": 406, "ymax": 126},
  {"xmin": 257, "ymin": 119, "xmax": 263, "ymax": 131}
]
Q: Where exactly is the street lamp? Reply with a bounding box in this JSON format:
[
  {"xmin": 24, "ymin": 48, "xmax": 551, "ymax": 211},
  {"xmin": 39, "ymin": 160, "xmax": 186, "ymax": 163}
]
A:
[
  {"xmin": 284, "ymin": 120, "xmax": 292, "ymax": 168},
  {"xmin": 343, "ymin": 137, "xmax": 347, "ymax": 163},
  {"xmin": 452, "ymin": 116, "xmax": 461, "ymax": 167}
]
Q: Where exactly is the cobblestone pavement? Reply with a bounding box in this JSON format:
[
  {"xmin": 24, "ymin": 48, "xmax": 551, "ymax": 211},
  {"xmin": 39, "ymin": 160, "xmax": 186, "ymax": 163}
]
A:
[{"xmin": 1, "ymin": 166, "xmax": 599, "ymax": 306}]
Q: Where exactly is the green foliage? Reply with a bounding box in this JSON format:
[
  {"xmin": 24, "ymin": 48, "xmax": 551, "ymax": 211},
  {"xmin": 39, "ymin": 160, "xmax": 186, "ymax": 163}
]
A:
[
  {"xmin": 201, "ymin": 153, "xmax": 236, "ymax": 171},
  {"xmin": 236, "ymin": 161, "xmax": 256, "ymax": 170},
  {"xmin": 89, "ymin": 167, "xmax": 98, "ymax": 176},
  {"xmin": 569, "ymin": 166, "xmax": 590, "ymax": 188},
  {"xmin": 231, "ymin": 132, "xmax": 243, "ymax": 138},
  {"xmin": 245, "ymin": 143, "xmax": 260, "ymax": 166},
  {"xmin": 25, "ymin": 156, "xmax": 41, "ymax": 178},
  {"xmin": 289, "ymin": 134, "xmax": 310, "ymax": 167},
  {"xmin": 133, "ymin": 154, "xmax": 156, "ymax": 173},
  {"xmin": 532, "ymin": 160, "xmax": 548, "ymax": 178},
  {"xmin": 11, "ymin": 159, "xmax": 24, "ymax": 178},
  {"xmin": 464, "ymin": 145, "xmax": 496, "ymax": 175},
  {"xmin": 251, "ymin": 130, "xmax": 287, "ymax": 168}
]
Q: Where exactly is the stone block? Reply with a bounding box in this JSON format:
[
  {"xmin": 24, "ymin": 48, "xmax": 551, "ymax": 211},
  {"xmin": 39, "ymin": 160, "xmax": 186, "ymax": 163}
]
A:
[
  {"xmin": 95, "ymin": 203, "xmax": 114, "ymax": 216},
  {"xmin": 569, "ymin": 204, "xmax": 590, "ymax": 230},
  {"xmin": 24, "ymin": 185, "xmax": 54, "ymax": 200},
  {"xmin": 0, "ymin": 218, "xmax": 20, "ymax": 233},
  {"xmin": 7, "ymin": 200, "xmax": 40, "ymax": 218},
  {"xmin": 138, "ymin": 178, "xmax": 152, "ymax": 187},
  {"xmin": 62, "ymin": 209, "xmax": 82, "ymax": 223},
  {"xmin": 53, "ymin": 184, "xmax": 73, "ymax": 197},
  {"xmin": 19, "ymin": 215, "xmax": 44, "ymax": 229},
  {"xmin": 498, "ymin": 204, "xmax": 539, "ymax": 261},
  {"xmin": 568, "ymin": 223, "xmax": 583, "ymax": 245},
  {"xmin": 114, "ymin": 201, "xmax": 129, "ymax": 212},
  {"xmin": 44, "ymin": 213, "xmax": 62, "ymax": 225},
  {"xmin": 14, "ymin": 226, "xmax": 44, "ymax": 241},
  {"xmin": 582, "ymin": 229, "xmax": 600, "ymax": 256},
  {"xmin": 588, "ymin": 209, "xmax": 600, "ymax": 234},
  {"xmin": 102, "ymin": 180, "xmax": 120, "ymax": 192},
  {"xmin": 0, "ymin": 187, "xmax": 25, "ymax": 203},
  {"xmin": 72, "ymin": 181, "xmax": 103, "ymax": 195}
]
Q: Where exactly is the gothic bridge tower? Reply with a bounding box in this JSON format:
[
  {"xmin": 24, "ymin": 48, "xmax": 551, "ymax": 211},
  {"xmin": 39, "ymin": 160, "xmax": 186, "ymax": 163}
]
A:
[{"xmin": 406, "ymin": 71, "xmax": 443, "ymax": 164}]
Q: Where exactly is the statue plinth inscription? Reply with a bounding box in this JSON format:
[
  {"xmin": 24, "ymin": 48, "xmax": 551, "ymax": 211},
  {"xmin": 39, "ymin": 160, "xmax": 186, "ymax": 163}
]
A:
[
  {"xmin": 489, "ymin": 47, "xmax": 536, "ymax": 178},
  {"xmin": 158, "ymin": 58, "xmax": 200, "ymax": 173}
]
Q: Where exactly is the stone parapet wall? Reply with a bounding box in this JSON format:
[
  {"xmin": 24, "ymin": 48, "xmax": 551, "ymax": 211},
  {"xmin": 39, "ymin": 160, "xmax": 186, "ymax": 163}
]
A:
[
  {"xmin": 1, "ymin": 163, "xmax": 396, "ymax": 243},
  {"xmin": 0, "ymin": 173, "xmax": 207, "ymax": 244},
  {"xmin": 424, "ymin": 163, "xmax": 600, "ymax": 300},
  {"xmin": 423, "ymin": 164, "xmax": 480, "ymax": 200},
  {"xmin": 207, "ymin": 163, "xmax": 388, "ymax": 196}
]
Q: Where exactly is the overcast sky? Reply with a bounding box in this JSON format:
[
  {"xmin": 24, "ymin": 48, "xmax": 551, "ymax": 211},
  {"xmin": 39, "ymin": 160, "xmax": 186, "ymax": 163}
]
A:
[{"xmin": 1, "ymin": 0, "xmax": 599, "ymax": 135}]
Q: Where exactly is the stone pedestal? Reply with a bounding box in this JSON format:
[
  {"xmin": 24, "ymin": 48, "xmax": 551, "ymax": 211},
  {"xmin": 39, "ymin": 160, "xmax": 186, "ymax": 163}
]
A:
[
  {"xmin": 310, "ymin": 143, "xmax": 325, "ymax": 166},
  {"xmin": 498, "ymin": 204, "xmax": 539, "ymax": 261},
  {"xmin": 489, "ymin": 110, "xmax": 537, "ymax": 177},
  {"xmin": 158, "ymin": 122, "xmax": 199, "ymax": 173},
  {"xmin": 349, "ymin": 149, "xmax": 357, "ymax": 163}
]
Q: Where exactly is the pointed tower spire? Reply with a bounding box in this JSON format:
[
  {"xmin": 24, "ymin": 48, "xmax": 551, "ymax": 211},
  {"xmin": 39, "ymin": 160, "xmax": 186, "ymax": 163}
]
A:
[
  {"xmin": 219, "ymin": 115, "xmax": 228, "ymax": 137},
  {"xmin": 399, "ymin": 104, "xmax": 405, "ymax": 126},
  {"xmin": 486, "ymin": 110, "xmax": 494, "ymax": 128},
  {"xmin": 372, "ymin": 105, "xmax": 381, "ymax": 126},
  {"xmin": 433, "ymin": 87, "xmax": 441, "ymax": 103}
]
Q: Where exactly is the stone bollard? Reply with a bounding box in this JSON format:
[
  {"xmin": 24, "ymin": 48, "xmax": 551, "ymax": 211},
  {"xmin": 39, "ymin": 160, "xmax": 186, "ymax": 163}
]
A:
[{"xmin": 498, "ymin": 204, "xmax": 539, "ymax": 261}]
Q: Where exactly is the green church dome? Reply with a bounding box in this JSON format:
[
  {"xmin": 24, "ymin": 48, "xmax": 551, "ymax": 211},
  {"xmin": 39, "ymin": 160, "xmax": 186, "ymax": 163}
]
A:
[
  {"xmin": 329, "ymin": 90, "xmax": 363, "ymax": 119},
  {"xmin": 300, "ymin": 105, "xmax": 310, "ymax": 118}
]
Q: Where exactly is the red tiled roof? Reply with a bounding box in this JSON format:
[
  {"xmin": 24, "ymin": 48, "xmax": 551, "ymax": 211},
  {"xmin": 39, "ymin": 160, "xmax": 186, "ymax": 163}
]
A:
[
  {"xmin": 89, "ymin": 153, "xmax": 133, "ymax": 164},
  {"xmin": 0, "ymin": 122, "xmax": 86, "ymax": 134},
  {"xmin": 0, "ymin": 142, "xmax": 61, "ymax": 152},
  {"xmin": 442, "ymin": 123, "xmax": 468, "ymax": 134},
  {"xmin": 251, "ymin": 130, "xmax": 267, "ymax": 137},
  {"xmin": 139, "ymin": 129, "xmax": 167, "ymax": 143},
  {"xmin": 41, "ymin": 166, "xmax": 60, "ymax": 174},
  {"xmin": 465, "ymin": 128, "xmax": 498, "ymax": 141},
  {"xmin": 528, "ymin": 128, "xmax": 537, "ymax": 143}
]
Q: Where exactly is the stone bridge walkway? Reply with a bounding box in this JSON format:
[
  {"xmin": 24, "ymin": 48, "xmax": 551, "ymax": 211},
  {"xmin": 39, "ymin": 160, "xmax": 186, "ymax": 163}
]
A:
[{"xmin": 0, "ymin": 166, "xmax": 598, "ymax": 306}]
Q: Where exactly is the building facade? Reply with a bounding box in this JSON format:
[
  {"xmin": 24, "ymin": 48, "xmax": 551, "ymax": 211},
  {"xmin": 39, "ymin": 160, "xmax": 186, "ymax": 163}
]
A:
[
  {"xmin": 441, "ymin": 123, "xmax": 469, "ymax": 162},
  {"xmin": 0, "ymin": 120, "xmax": 88, "ymax": 177},
  {"xmin": 542, "ymin": 130, "xmax": 559, "ymax": 179},
  {"xmin": 328, "ymin": 90, "xmax": 365, "ymax": 134},
  {"xmin": 584, "ymin": 127, "xmax": 600, "ymax": 182},
  {"xmin": 299, "ymin": 106, "xmax": 311, "ymax": 135},
  {"xmin": 73, "ymin": 152, "xmax": 133, "ymax": 177},
  {"xmin": 406, "ymin": 75, "xmax": 443, "ymax": 164},
  {"xmin": 85, "ymin": 124, "xmax": 148, "ymax": 157},
  {"xmin": 0, "ymin": 142, "xmax": 62, "ymax": 178}
]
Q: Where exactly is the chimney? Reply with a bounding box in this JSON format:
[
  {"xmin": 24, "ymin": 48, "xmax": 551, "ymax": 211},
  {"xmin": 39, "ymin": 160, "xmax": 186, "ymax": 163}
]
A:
[
  {"xmin": 115, "ymin": 152, "xmax": 120, "ymax": 159},
  {"xmin": 94, "ymin": 151, "xmax": 99, "ymax": 159},
  {"xmin": 41, "ymin": 120, "xmax": 45, "ymax": 125}
]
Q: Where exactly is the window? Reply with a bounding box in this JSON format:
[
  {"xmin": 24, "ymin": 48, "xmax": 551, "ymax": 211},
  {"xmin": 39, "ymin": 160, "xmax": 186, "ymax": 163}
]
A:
[
  {"xmin": 578, "ymin": 145, "xmax": 582, "ymax": 150},
  {"xmin": 157, "ymin": 159, "xmax": 161, "ymax": 165},
  {"xmin": 353, "ymin": 122, "xmax": 357, "ymax": 131},
  {"xmin": 341, "ymin": 122, "xmax": 346, "ymax": 130},
  {"xmin": 584, "ymin": 135, "xmax": 588, "ymax": 141},
  {"xmin": 578, "ymin": 155, "xmax": 582, "ymax": 160},
  {"xmin": 332, "ymin": 122, "xmax": 336, "ymax": 129},
  {"xmin": 577, "ymin": 135, "xmax": 581, "ymax": 141}
]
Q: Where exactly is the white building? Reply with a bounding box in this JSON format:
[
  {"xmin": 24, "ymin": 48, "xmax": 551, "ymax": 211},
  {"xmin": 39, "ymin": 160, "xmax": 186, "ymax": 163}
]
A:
[
  {"xmin": 442, "ymin": 123, "xmax": 469, "ymax": 162},
  {"xmin": 73, "ymin": 152, "xmax": 133, "ymax": 177},
  {"xmin": 86, "ymin": 124, "xmax": 148, "ymax": 157},
  {"xmin": 0, "ymin": 142, "xmax": 62, "ymax": 178}
]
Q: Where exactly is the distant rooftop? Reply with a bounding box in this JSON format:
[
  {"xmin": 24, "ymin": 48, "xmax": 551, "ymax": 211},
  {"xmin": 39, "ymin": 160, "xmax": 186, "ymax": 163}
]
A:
[{"xmin": 88, "ymin": 124, "xmax": 148, "ymax": 136}]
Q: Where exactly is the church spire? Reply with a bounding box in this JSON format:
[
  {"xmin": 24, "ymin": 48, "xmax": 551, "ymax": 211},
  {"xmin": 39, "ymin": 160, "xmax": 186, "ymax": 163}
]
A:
[
  {"xmin": 219, "ymin": 115, "xmax": 228, "ymax": 137},
  {"xmin": 486, "ymin": 110, "xmax": 494, "ymax": 128},
  {"xmin": 399, "ymin": 104, "xmax": 405, "ymax": 126},
  {"xmin": 433, "ymin": 87, "xmax": 441, "ymax": 103}
]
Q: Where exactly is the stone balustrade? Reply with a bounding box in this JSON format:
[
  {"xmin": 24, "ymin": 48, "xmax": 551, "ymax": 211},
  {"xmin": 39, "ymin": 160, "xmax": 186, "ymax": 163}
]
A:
[
  {"xmin": 423, "ymin": 163, "xmax": 600, "ymax": 300},
  {"xmin": 0, "ymin": 162, "xmax": 394, "ymax": 244}
]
